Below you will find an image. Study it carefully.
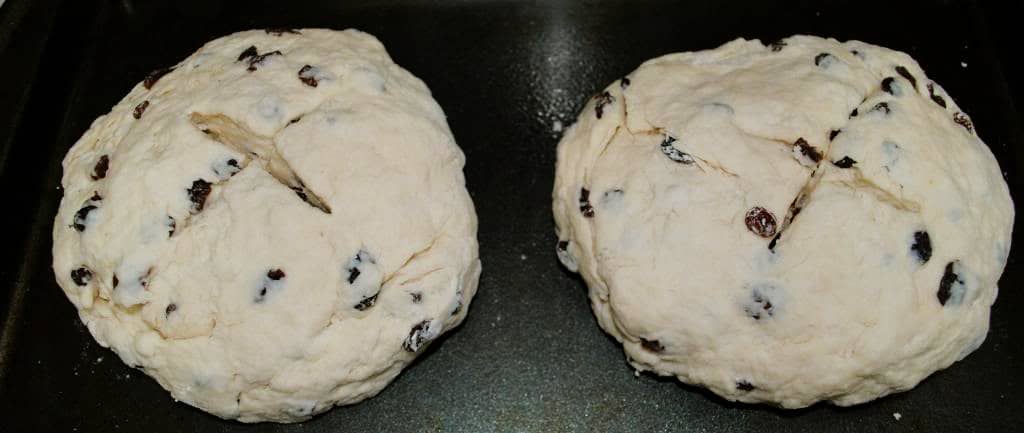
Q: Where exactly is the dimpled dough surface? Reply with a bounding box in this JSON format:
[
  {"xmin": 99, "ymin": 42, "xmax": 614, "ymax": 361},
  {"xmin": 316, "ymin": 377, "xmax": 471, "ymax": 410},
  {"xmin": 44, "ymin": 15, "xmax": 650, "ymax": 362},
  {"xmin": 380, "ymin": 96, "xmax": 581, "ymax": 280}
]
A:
[
  {"xmin": 553, "ymin": 35, "xmax": 1013, "ymax": 408},
  {"xmin": 52, "ymin": 29, "xmax": 480, "ymax": 422}
]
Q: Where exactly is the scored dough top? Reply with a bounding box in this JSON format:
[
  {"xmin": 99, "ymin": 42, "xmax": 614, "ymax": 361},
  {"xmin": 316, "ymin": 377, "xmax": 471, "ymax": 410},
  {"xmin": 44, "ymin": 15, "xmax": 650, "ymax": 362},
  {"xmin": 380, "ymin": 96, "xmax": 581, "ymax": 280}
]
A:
[
  {"xmin": 53, "ymin": 29, "xmax": 479, "ymax": 422},
  {"xmin": 553, "ymin": 35, "xmax": 1012, "ymax": 408}
]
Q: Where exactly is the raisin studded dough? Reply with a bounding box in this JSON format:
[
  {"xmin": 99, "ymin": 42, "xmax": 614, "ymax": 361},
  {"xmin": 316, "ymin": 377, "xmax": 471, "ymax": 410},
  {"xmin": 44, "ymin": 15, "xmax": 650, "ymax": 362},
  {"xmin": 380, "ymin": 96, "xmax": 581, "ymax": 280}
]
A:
[
  {"xmin": 553, "ymin": 35, "xmax": 1013, "ymax": 408},
  {"xmin": 52, "ymin": 29, "xmax": 480, "ymax": 422}
]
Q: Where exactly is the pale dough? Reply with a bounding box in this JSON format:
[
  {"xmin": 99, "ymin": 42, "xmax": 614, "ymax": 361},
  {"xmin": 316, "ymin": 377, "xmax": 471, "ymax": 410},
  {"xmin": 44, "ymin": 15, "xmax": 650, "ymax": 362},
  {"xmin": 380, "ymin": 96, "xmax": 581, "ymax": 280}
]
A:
[
  {"xmin": 553, "ymin": 35, "xmax": 1013, "ymax": 408},
  {"xmin": 53, "ymin": 29, "xmax": 480, "ymax": 422}
]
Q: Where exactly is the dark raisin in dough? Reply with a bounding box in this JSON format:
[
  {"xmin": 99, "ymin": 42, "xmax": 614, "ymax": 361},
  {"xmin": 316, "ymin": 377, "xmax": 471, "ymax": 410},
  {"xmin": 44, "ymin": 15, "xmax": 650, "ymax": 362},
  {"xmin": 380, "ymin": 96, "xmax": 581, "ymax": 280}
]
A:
[
  {"xmin": 139, "ymin": 267, "xmax": 153, "ymax": 288},
  {"xmin": 927, "ymin": 83, "xmax": 947, "ymax": 108},
  {"xmin": 736, "ymin": 380, "xmax": 756, "ymax": 391},
  {"xmin": 849, "ymin": 108, "xmax": 859, "ymax": 118},
  {"xmin": 265, "ymin": 28, "xmax": 301, "ymax": 35},
  {"xmin": 895, "ymin": 66, "xmax": 917, "ymax": 90},
  {"xmin": 953, "ymin": 112, "xmax": 974, "ymax": 132},
  {"xmin": 267, "ymin": 269, "xmax": 285, "ymax": 280},
  {"xmin": 769, "ymin": 40, "xmax": 787, "ymax": 52},
  {"xmin": 881, "ymin": 77, "xmax": 897, "ymax": 95},
  {"xmin": 143, "ymin": 66, "xmax": 175, "ymax": 89},
  {"xmin": 768, "ymin": 233, "xmax": 781, "ymax": 251},
  {"xmin": 246, "ymin": 50, "xmax": 283, "ymax": 72},
  {"xmin": 911, "ymin": 231, "xmax": 932, "ymax": 264},
  {"xmin": 937, "ymin": 261, "xmax": 966, "ymax": 306},
  {"xmin": 833, "ymin": 156, "xmax": 857, "ymax": 168},
  {"xmin": 71, "ymin": 267, "xmax": 93, "ymax": 286},
  {"xmin": 579, "ymin": 188, "xmax": 595, "ymax": 218},
  {"xmin": 829, "ymin": 129, "xmax": 841, "ymax": 141},
  {"xmin": 661, "ymin": 135, "xmax": 695, "ymax": 164},
  {"xmin": 298, "ymin": 65, "xmax": 319, "ymax": 87},
  {"xmin": 744, "ymin": 288, "xmax": 775, "ymax": 320},
  {"xmin": 133, "ymin": 100, "xmax": 150, "ymax": 119},
  {"xmin": 640, "ymin": 338, "xmax": 664, "ymax": 352},
  {"xmin": 354, "ymin": 294, "xmax": 377, "ymax": 311},
  {"xmin": 744, "ymin": 207, "xmax": 777, "ymax": 238},
  {"xmin": 594, "ymin": 91, "xmax": 614, "ymax": 119},
  {"xmin": 112, "ymin": 274, "xmax": 119, "ymax": 289},
  {"xmin": 165, "ymin": 303, "xmax": 177, "ymax": 316},
  {"xmin": 870, "ymin": 102, "xmax": 890, "ymax": 114},
  {"xmin": 90, "ymin": 191, "xmax": 102, "ymax": 201},
  {"xmin": 73, "ymin": 205, "xmax": 98, "ymax": 232},
  {"xmin": 620, "ymin": 77, "xmax": 631, "ymax": 89},
  {"xmin": 410, "ymin": 292, "xmax": 422, "ymax": 303},
  {"xmin": 345, "ymin": 250, "xmax": 376, "ymax": 284},
  {"xmin": 557, "ymin": 240, "xmax": 569, "ymax": 252},
  {"xmin": 167, "ymin": 216, "xmax": 176, "ymax": 237},
  {"xmin": 814, "ymin": 52, "xmax": 833, "ymax": 67},
  {"xmin": 238, "ymin": 46, "xmax": 258, "ymax": 62},
  {"xmin": 793, "ymin": 138, "xmax": 822, "ymax": 163},
  {"xmin": 402, "ymin": 320, "xmax": 433, "ymax": 352},
  {"xmin": 91, "ymin": 155, "xmax": 110, "ymax": 180},
  {"xmin": 188, "ymin": 179, "xmax": 212, "ymax": 212}
]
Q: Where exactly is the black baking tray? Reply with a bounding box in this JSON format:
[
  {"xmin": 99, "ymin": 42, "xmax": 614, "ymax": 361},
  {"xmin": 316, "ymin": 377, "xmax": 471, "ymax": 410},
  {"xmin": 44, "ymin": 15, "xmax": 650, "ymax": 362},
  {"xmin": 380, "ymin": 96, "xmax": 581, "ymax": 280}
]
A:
[{"xmin": 1, "ymin": 0, "xmax": 1022, "ymax": 431}]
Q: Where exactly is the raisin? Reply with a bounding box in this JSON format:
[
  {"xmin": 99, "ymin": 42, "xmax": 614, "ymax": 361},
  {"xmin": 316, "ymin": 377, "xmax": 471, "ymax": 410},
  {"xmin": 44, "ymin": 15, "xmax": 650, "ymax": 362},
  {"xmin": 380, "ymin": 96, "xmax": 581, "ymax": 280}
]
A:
[
  {"xmin": 167, "ymin": 216, "xmax": 176, "ymax": 237},
  {"xmin": 247, "ymin": 50, "xmax": 282, "ymax": 72},
  {"xmin": 849, "ymin": 108, "xmax": 859, "ymax": 118},
  {"xmin": 829, "ymin": 129, "xmax": 841, "ymax": 141},
  {"xmin": 937, "ymin": 261, "xmax": 964, "ymax": 306},
  {"xmin": 814, "ymin": 52, "xmax": 834, "ymax": 67},
  {"xmin": 640, "ymin": 338, "xmax": 664, "ymax": 352},
  {"xmin": 411, "ymin": 292, "xmax": 422, "ymax": 303},
  {"xmin": 871, "ymin": 102, "xmax": 890, "ymax": 114},
  {"xmin": 188, "ymin": 179, "xmax": 212, "ymax": 212},
  {"xmin": 354, "ymin": 294, "xmax": 377, "ymax": 311},
  {"xmin": 165, "ymin": 303, "xmax": 177, "ymax": 316},
  {"xmin": 237, "ymin": 45, "xmax": 258, "ymax": 62},
  {"xmin": 579, "ymin": 188, "xmax": 594, "ymax": 218},
  {"xmin": 736, "ymin": 380, "xmax": 756, "ymax": 391},
  {"xmin": 133, "ymin": 100, "xmax": 150, "ymax": 119},
  {"xmin": 744, "ymin": 288, "xmax": 775, "ymax": 320},
  {"xmin": 911, "ymin": 231, "xmax": 932, "ymax": 264},
  {"xmin": 661, "ymin": 135, "xmax": 694, "ymax": 164},
  {"xmin": 90, "ymin": 191, "xmax": 102, "ymax": 201},
  {"xmin": 289, "ymin": 116, "xmax": 303, "ymax": 124},
  {"xmin": 557, "ymin": 240, "xmax": 569, "ymax": 252},
  {"xmin": 833, "ymin": 156, "xmax": 857, "ymax": 168},
  {"xmin": 402, "ymin": 320, "xmax": 433, "ymax": 352},
  {"xmin": 895, "ymin": 66, "xmax": 917, "ymax": 90},
  {"xmin": 267, "ymin": 269, "xmax": 285, "ymax": 280},
  {"xmin": 594, "ymin": 91, "xmax": 613, "ymax": 119},
  {"xmin": 881, "ymin": 77, "xmax": 897, "ymax": 95},
  {"xmin": 769, "ymin": 40, "xmax": 786, "ymax": 52},
  {"xmin": 71, "ymin": 267, "xmax": 92, "ymax": 286},
  {"xmin": 347, "ymin": 266, "xmax": 361, "ymax": 284},
  {"xmin": 744, "ymin": 207, "xmax": 777, "ymax": 238},
  {"xmin": 298, "ymin": 65, "xmax": 319, "ymax": 87},
  {"xmin": 793, "ymin": 138, "xmax": 822, "ymax": 163},
  {"xmin": 143, "ymin": 66, "xmax": 175, "ymax": 90},
  {"xmin": 620, "ymin": 77, "xmax": 631, "ymax": 89},
  {"xmin": 112, "ymin": 274, "xmax": 119, "ymax": 289},
  {"xmin": 73, "ymin": 205, "xmax": 97, "ymax": 231},
  {"xmin": 91, "ymin": 155, "xmax": 110, "ymax": 180},
  {"xmin": 927, "ymin": 83, "xmax": 947, "ymax": 108},
  {"xmin": 140, "ymin": 267, "xmax": 153, "ymax": 288},
  {"xmin": 953, "ymin": 112, "xmax": 974, "ymax": 133},
  {"xmin": 767, "ymin": 233, "xmax": 781, "ymax": 252},
  {"xmin": 265, "ymin": 28, "xmax": 300, "ymax": 36}
]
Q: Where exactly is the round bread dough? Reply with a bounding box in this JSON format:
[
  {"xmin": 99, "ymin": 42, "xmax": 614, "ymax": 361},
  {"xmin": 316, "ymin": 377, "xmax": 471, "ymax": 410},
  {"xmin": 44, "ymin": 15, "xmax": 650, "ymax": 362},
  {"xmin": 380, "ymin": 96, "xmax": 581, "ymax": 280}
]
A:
[
  {"xmin": 553, "ymin": 35, "xmax": 1013, "ymax": 408},
  {"xmin": 52, "ymin": 29, "xmax": 480, "ymax": 423}
]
